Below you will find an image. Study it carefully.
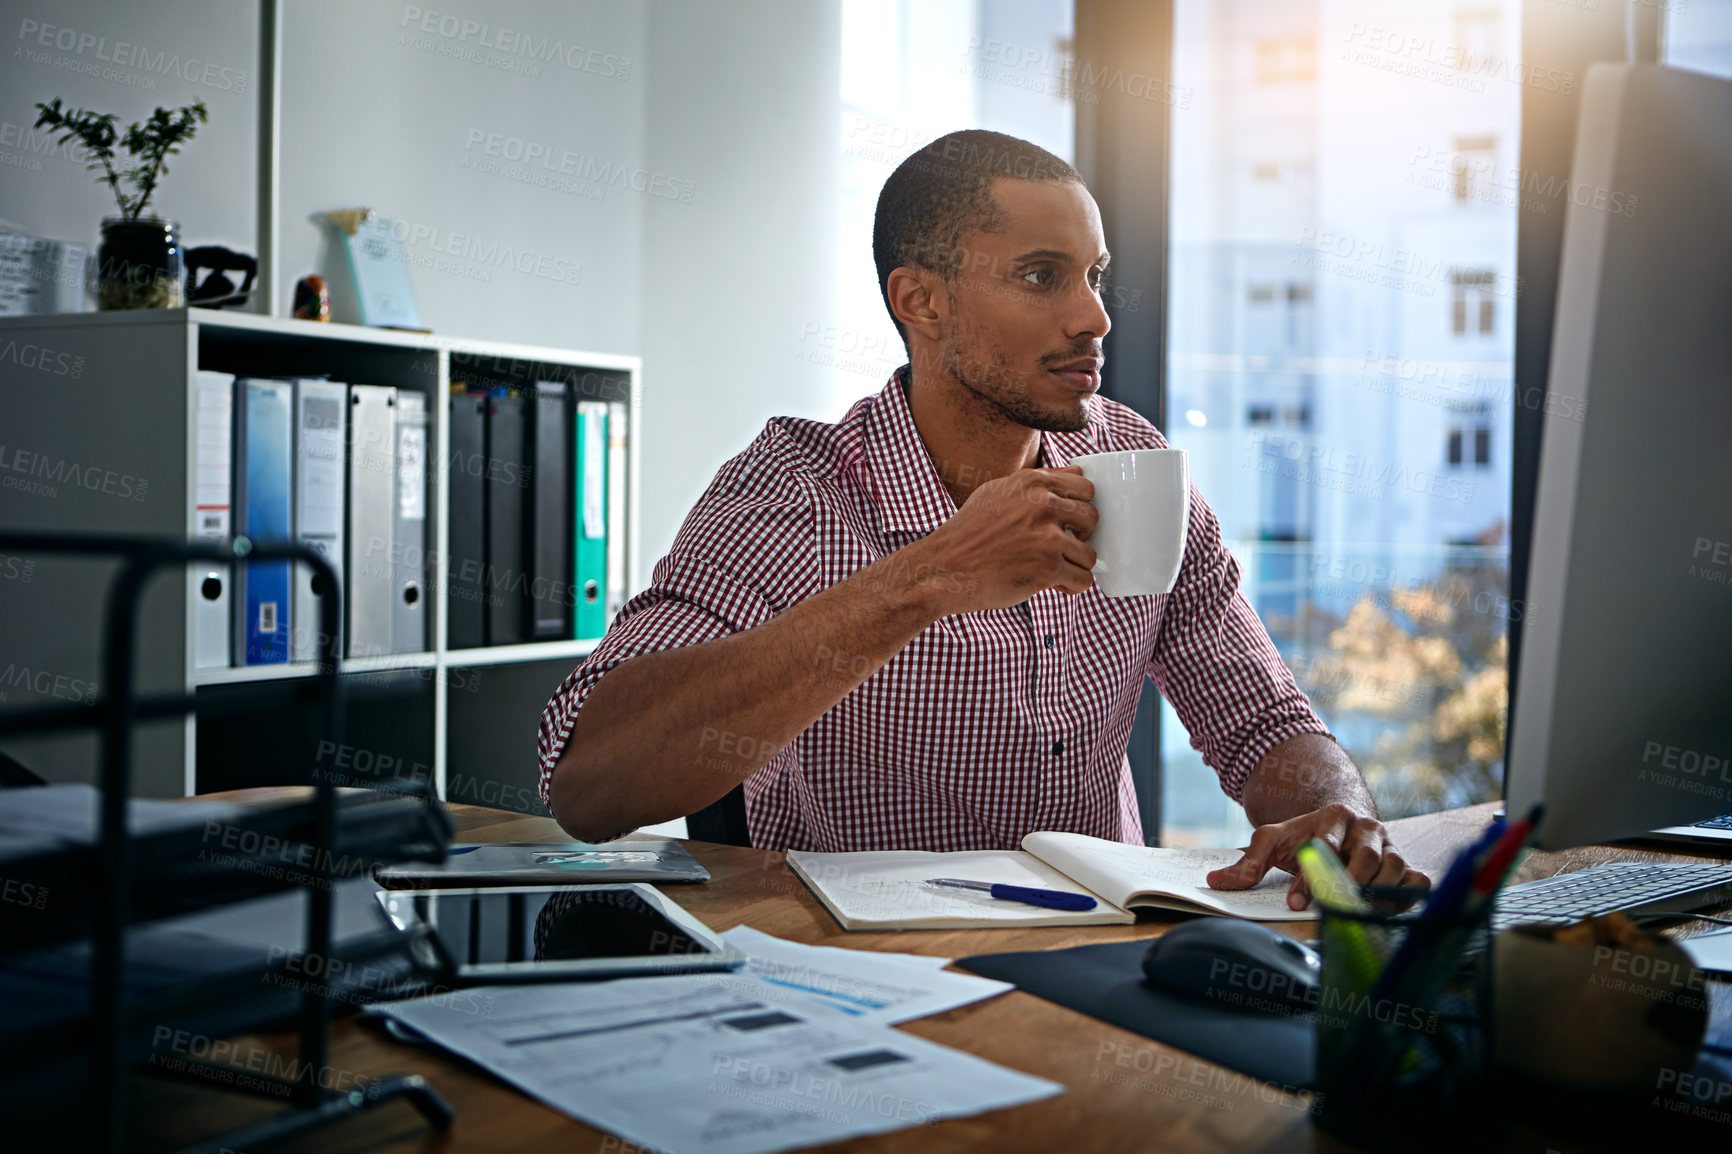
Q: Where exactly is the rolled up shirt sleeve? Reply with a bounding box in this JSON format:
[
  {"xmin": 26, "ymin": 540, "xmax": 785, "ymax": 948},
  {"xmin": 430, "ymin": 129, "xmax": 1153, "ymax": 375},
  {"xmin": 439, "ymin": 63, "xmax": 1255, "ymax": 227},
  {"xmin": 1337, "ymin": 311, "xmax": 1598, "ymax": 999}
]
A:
[
  {"xmin": 1145, "ymin": 480, "xmax": 1334, "ymax": 803},
  {"xmin": 536, "ymin": 434, "xmax": 818, "ymax": 807}
]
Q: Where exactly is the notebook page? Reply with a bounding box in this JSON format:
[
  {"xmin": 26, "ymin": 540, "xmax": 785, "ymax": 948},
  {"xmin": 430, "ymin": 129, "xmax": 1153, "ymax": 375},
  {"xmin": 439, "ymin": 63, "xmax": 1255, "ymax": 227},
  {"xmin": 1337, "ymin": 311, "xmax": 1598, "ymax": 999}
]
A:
[
  {"xmin": 784, "ymin": 848, "xmax": 1134, "ymax": 930},
  {"xmin": 1021, "ymin": 832, "xmax": 1316, "ymax": 922}
]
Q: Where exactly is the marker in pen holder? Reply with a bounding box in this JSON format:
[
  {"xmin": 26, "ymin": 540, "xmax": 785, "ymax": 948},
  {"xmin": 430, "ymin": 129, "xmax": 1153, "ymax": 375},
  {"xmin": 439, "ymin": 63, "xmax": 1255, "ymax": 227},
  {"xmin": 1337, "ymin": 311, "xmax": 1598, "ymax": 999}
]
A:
[{"xmin": 1310, "ymin": 887, "xmax": 1495, "ymax": 1153}]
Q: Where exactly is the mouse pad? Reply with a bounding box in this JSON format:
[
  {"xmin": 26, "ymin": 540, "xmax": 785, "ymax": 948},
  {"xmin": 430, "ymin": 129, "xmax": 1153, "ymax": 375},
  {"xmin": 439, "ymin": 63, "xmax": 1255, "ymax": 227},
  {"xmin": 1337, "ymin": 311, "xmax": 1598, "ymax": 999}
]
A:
[{"xmin": 958, "ymin": 939, "xmax": 1315, "ymax": 1089}]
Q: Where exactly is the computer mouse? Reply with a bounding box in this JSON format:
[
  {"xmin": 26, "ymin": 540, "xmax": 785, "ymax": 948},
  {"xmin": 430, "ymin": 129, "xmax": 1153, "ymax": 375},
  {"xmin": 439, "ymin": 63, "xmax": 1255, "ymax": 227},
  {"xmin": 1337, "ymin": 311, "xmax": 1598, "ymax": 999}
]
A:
[{"xmin": 1141, "ymin": 919, "xmax": 1321, "ymax": 1011}]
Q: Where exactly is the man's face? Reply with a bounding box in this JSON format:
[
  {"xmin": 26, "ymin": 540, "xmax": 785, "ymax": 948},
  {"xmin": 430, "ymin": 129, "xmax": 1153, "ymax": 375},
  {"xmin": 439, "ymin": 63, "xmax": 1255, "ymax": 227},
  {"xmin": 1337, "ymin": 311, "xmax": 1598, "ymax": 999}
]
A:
[{"xmin": 938, "ymin": 178, "xmax": 1112, "ymax": 433}]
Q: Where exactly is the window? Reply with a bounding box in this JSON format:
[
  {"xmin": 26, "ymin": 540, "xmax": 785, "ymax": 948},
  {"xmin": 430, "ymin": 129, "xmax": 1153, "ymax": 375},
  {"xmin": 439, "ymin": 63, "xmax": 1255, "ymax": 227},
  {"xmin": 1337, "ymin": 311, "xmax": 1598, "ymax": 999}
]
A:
[
  {"xmin": 1666, "ymin": 6, "xmax": 1732, "ymax": 80},
  {"xmin": 1254, "ymin": 36, "xmax": 1317, "ymax": 85},
  {"xmin": 1451, "ymin": 269, "xmax": 1497, "ymax": 336},
  {"xmin": 834, "ymin": 0, "xmax": 1075, "ymax": 414},
  {"xmin": 1451, "ymin": 5, "xmax": 1501, "ymax": 72},
  {"xmin": 1166, "ymin": 0, "xmax": 1517, "ymax": 844},
  {"xmin": 1452, "ymin": 134, "xmax": 1497, "ymax": 203},
  {"xmin": 1447, "ymin": 404, "xmax": 1492, "ymax": 469}
]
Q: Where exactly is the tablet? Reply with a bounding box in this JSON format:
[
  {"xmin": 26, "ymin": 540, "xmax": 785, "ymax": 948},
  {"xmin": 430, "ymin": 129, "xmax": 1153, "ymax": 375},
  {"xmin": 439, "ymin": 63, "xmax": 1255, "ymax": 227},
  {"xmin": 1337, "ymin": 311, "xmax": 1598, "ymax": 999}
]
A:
[
  {"xmin": 375, "ymin": 884, "xmax": 743, "ymax": 982},
  {"xmin": 373, "ymin": 839, "xmax": 709, "ymax": 888}
]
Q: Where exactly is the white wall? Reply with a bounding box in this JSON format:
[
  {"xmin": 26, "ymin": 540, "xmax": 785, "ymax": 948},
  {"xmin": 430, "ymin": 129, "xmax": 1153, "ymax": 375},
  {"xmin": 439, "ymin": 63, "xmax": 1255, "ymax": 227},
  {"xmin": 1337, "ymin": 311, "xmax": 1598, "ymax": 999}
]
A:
[
  {"xmin": 0, "ymin": 0, "xmax": 844, "ymax": 569},
  {"xmin": 0, "ymin": 0, "xmax": 259, "ymax": 254},
  {"xmin": 637, "ymin": 0, "xmax": 841, "ymax": 559}
]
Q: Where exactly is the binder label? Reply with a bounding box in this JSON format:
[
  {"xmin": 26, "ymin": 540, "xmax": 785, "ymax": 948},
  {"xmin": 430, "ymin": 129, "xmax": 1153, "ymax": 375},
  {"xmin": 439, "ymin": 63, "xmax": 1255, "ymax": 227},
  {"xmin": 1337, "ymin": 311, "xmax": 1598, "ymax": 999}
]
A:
[
  {"xmin": 582, "ymin": 407, "xmax": 605, "ymax": 538},
  {"xmin": 399, "ymin": 420, "xmax": 426, "ymax": 521}
]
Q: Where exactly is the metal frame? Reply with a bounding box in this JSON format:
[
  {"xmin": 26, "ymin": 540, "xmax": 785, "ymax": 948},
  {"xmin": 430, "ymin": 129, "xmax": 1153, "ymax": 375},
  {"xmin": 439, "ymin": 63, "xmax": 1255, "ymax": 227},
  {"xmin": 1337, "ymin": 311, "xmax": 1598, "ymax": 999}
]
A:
[{"xmin": 0, "ymin": 532, "xmax": 452, "ymax": 1152}]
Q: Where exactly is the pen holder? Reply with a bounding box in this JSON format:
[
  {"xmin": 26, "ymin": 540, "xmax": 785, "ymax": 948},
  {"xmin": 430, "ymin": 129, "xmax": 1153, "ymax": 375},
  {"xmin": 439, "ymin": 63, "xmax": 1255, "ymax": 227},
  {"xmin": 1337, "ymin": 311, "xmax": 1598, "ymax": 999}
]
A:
[{"xmin": 1310, "ymin": 890, "xmax": 1494, "ymax": 1153}]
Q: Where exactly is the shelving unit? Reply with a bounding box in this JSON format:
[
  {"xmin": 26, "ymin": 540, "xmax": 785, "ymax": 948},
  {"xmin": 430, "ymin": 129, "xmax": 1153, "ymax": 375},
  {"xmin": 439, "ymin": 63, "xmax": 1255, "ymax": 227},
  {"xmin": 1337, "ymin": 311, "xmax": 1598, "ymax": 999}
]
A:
[{"xmin": 0, "ymin": 308, "xmax": 638, "ymax": 801}]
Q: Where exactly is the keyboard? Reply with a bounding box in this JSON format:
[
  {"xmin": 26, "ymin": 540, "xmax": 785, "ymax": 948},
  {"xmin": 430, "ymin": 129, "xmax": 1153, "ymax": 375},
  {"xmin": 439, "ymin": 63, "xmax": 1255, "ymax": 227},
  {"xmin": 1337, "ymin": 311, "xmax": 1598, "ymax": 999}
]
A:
[{"xmin": 1490, "ymin": 861, "xmax": 1732, "ymax": 932}]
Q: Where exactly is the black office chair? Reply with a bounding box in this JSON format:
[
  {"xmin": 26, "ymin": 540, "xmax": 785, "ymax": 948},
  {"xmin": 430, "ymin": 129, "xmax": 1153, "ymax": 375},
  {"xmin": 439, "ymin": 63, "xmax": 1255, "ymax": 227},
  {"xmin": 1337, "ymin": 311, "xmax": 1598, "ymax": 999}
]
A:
[{"xmin": 686, "ymin": 784, "xmax": 750, "ymax": 847}]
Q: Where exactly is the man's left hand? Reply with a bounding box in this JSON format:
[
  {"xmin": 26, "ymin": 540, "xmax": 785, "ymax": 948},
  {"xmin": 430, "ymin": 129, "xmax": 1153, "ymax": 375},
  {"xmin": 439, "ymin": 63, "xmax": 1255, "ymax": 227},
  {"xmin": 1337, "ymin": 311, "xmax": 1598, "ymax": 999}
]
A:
[{"xmin": 1204, "ymin": 803, "xmax": 1431, "ymax": 911}]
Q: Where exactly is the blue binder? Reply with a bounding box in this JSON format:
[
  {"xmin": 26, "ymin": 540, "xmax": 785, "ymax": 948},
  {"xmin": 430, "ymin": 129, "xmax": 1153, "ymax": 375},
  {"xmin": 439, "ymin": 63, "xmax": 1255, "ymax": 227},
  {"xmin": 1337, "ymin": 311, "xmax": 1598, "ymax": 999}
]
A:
[{"xmin": 232, "ymin": 379, "xmax": 294, "ymax": 665}]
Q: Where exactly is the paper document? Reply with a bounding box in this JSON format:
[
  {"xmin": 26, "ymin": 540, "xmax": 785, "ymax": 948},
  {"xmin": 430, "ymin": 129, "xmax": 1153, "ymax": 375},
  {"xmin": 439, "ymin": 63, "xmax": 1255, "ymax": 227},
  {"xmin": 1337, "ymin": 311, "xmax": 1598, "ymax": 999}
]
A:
[
  {"xmin": 721, "ymin": 925, "xmax": 1012, "ymax": 1024},
  {"xmin": 375, "ymin": 975, "xmax": 1060, "ymax": 1154}
]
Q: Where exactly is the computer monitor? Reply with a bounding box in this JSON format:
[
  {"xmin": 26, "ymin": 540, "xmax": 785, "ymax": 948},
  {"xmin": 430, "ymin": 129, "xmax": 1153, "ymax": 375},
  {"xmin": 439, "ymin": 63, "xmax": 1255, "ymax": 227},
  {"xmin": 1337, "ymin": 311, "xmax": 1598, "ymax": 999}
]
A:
[{"xmin": 1506, "ymin": 63, "xmax": 1732, "ymax": 850}]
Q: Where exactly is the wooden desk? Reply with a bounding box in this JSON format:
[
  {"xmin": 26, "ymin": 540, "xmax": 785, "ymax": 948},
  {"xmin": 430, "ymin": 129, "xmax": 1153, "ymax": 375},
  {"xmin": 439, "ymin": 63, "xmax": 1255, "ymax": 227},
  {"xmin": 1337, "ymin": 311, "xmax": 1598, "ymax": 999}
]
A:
[{"xmin": 136, "ymin": 798, "xmax": 1732, "ymax": 1154}]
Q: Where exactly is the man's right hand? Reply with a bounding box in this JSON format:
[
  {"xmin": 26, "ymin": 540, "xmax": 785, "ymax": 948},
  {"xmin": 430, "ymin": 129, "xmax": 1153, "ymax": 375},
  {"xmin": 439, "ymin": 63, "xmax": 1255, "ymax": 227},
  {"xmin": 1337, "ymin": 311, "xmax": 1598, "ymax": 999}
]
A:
[{"xmin": 904, "ymin": 465, "xmax": 1099, "ymax": 615}]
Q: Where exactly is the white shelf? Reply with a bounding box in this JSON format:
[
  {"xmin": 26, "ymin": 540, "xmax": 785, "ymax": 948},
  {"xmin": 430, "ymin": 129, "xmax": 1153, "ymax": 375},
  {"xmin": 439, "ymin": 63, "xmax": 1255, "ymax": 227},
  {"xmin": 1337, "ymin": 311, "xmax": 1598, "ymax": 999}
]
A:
[
  {"xmin": 0, "ymin": 309, "xmax": 640, "ymax": 801},
  {"xmin": 443, "ymin": 639, "xmax": 601, "ymax": 668},
  {"xmin": 193, "ymin": 641, "xmax": 600, "ymax": 685},
  {"xmin": 190, "ymin": 308, "xmax": 440, "ymax": 349},
  {"xmin": 194, "ymin": 651, "xmax": 439, "ymax": 686}
]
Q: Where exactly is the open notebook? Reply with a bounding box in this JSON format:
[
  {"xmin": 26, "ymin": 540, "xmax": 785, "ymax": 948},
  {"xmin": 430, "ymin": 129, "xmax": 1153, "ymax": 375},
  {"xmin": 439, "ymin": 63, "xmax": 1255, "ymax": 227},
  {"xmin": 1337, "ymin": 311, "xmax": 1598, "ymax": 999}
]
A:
[{"xmin": 786, "ymin": 831, "xmax": 1315, "ymax": 930}]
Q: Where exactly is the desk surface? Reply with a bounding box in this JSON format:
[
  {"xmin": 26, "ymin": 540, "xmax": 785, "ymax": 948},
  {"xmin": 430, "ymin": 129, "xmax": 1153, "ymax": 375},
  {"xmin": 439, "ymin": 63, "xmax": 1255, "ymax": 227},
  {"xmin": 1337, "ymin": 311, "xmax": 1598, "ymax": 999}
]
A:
[{"xmin": 136, "ymin": 797, "xmax": 1732, "ymax": 1154}]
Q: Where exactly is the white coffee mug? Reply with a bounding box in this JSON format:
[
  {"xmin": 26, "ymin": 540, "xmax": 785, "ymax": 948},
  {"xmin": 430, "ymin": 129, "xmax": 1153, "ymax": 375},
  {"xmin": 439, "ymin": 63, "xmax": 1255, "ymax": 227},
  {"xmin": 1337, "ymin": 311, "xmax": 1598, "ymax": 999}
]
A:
[{"xmin": 1070, "ymin": 448, "xmax": 1190, "ymax": 597}]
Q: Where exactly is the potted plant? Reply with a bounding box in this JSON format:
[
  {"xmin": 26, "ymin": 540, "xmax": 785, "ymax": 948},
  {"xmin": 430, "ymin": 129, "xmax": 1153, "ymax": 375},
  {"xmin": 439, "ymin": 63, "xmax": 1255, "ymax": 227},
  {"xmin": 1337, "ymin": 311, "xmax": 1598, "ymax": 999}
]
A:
[{"xmin": 33, "ymin": 97, "xmax": 208, "ymax": 310}]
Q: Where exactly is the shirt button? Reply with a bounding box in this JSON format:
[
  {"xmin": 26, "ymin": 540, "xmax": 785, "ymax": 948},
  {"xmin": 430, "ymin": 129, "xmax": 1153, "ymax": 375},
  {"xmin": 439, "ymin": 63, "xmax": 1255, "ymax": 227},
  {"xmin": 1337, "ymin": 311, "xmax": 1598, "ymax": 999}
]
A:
[
  {"xmin": 1043, "ymin": 634, "xmax": 1055, "ymax": 649},
  {"xmin": 1051, "ymin": 740, "xmax": 1064, "ymax": 756}
]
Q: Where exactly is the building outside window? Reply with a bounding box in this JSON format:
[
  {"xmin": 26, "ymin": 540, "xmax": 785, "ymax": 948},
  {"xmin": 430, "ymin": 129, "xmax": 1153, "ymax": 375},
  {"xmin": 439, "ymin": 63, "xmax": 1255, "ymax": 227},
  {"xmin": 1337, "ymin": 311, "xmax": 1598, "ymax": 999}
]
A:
[{"xmin": 1164, "ymin": 0, "xmax": 1519, "ymax": 844}]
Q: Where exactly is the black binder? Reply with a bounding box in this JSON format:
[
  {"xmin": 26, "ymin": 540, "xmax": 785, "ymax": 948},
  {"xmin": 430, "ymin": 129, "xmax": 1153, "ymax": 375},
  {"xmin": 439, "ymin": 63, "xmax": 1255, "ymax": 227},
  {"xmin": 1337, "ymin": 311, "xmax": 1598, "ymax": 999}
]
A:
[
  {"xmin": 484, "ymin": 395, "xmax": 528, "ymax": 646},
  {"xmin": 528, "ymin": 381, "xmax": 572, "ymax": 639},
  {"xmin": 447, "ymin": 394, "xmax": 487, "ymax": 650}
]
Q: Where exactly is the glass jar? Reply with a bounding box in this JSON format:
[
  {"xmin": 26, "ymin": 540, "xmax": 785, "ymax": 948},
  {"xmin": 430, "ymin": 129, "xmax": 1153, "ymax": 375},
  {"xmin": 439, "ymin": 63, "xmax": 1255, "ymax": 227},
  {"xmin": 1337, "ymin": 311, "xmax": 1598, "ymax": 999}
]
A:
[{"xmin": 97, "ymin": 216, "xmax": 184, "ymax": 310}]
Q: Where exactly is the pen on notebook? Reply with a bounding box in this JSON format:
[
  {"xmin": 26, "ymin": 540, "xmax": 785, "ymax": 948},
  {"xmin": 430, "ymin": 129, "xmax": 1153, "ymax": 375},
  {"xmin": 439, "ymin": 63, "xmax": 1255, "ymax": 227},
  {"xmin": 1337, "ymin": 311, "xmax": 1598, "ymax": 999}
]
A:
[{"xmin": 924, "ymin": 878, "xmax": 1098, "ymax": 911}]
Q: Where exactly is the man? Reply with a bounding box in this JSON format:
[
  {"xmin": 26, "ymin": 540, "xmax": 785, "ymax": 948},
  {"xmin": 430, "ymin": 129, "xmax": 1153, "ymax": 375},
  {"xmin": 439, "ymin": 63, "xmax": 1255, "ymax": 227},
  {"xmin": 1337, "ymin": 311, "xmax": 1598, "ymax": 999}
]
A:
[{"xmin": 539, "ymin": 130, "xmax": 1429, "ymax": 910}]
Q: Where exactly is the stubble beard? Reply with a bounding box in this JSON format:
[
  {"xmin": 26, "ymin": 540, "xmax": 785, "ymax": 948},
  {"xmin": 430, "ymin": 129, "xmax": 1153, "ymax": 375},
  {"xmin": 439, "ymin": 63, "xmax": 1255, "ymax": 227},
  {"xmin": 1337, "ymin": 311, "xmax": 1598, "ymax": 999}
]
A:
[{"xmin": 943, "ymin": 312, "xmax": 1091, "ymax": 435}]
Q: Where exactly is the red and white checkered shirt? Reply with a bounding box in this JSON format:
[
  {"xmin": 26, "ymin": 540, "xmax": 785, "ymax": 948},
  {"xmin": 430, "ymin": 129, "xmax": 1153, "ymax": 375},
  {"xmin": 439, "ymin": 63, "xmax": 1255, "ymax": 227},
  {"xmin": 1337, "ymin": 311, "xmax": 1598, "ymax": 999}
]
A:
[{"xmin": 538, "ymin": 372, "xmax": 1331, "ymax": 851}]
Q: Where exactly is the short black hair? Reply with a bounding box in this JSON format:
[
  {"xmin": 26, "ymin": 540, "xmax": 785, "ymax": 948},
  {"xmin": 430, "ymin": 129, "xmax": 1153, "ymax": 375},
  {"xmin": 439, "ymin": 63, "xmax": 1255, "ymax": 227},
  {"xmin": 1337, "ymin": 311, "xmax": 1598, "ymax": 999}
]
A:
[{"xmin": 873, "ymin": 129, "xmax": 1082, "ymax": 350}]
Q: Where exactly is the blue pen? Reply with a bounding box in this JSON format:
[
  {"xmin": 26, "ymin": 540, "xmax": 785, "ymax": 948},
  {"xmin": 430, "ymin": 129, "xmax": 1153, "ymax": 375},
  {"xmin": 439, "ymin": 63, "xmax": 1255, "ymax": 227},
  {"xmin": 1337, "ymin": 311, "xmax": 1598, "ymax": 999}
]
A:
[{"xmin": 925, "ymin": 878, "xmax": 1098, "ymax": 912}]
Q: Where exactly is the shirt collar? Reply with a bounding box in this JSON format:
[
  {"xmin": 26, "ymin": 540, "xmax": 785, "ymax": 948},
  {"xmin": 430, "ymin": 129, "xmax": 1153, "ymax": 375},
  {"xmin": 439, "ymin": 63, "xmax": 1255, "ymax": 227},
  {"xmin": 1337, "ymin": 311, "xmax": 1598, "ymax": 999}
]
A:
[{"xmin": 865, "ymin": 366, "xmax": 1106, "ymax": 537}]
